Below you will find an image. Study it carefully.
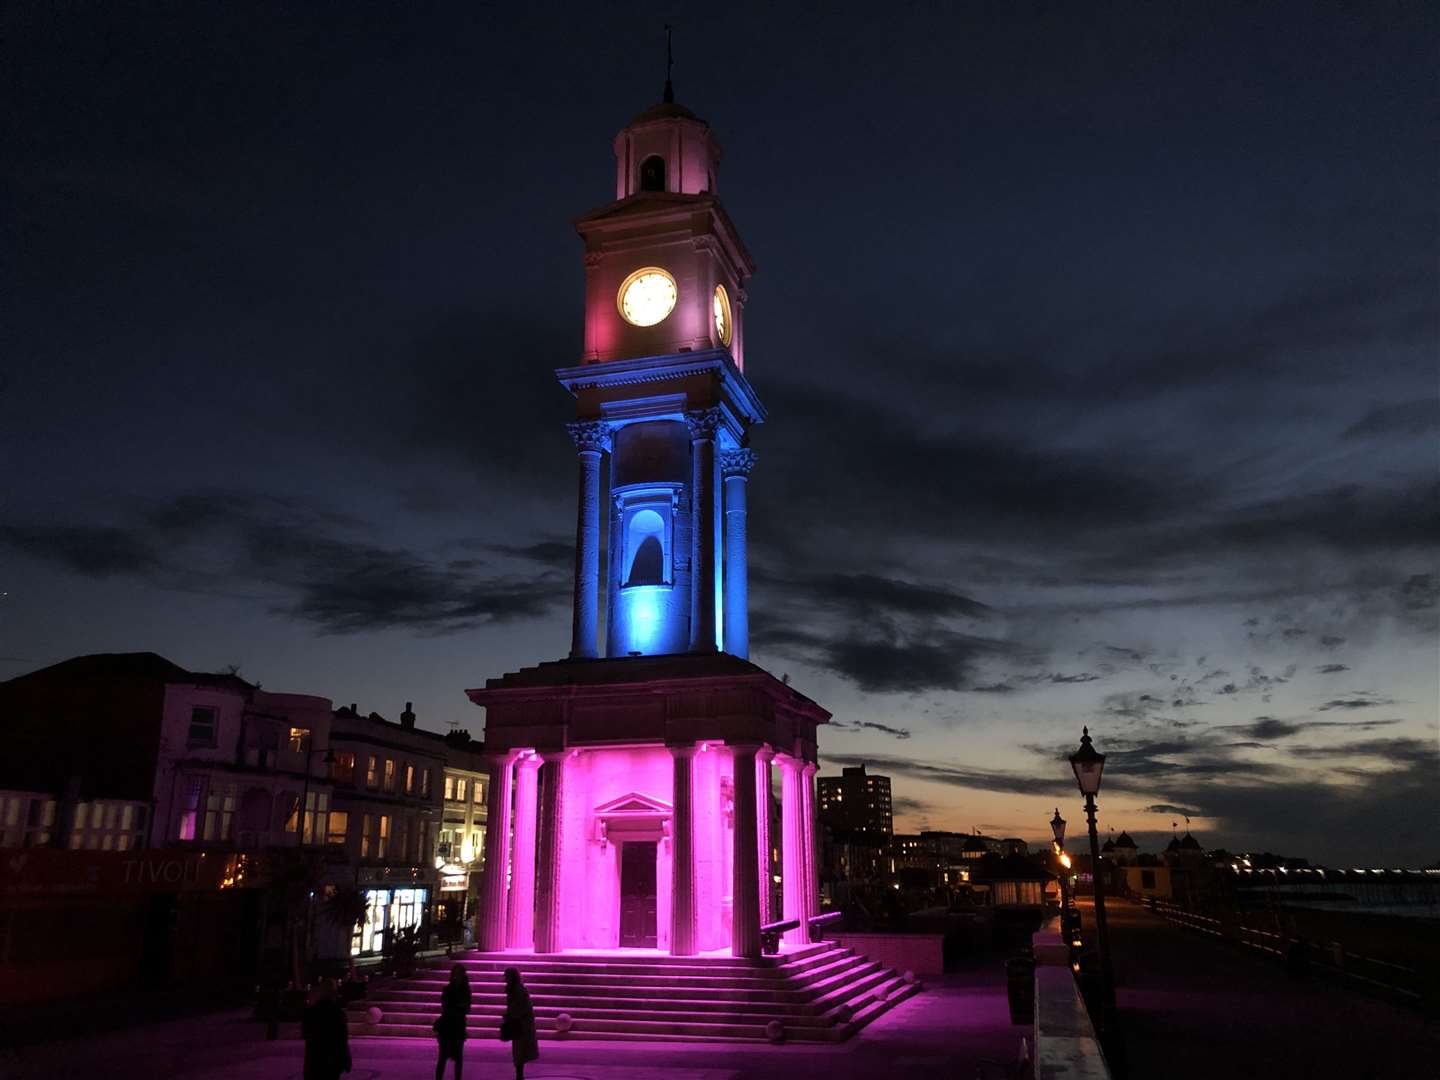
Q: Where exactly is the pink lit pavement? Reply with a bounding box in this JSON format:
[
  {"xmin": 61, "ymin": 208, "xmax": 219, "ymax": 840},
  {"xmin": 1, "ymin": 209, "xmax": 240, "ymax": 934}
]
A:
[{"xmin": 0, "ymin": 958, "xmax": 1021, "ymax": 1079}]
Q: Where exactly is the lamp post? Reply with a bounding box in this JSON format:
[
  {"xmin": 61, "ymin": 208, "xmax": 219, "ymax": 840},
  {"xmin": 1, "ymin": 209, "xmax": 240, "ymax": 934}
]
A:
[
  {"xmin": 1070, "ymin": 727, "xmax": 1115, "ymax": 1012},
  {"xmin": 1050, "ymin": 808, "xmax": 1071, "ymax": 927}
]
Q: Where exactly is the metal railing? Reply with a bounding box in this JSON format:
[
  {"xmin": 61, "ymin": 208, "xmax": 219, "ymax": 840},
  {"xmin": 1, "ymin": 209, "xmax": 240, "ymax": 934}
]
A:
[{"xmin": 1143, "ymin": 898, "xmax": 1426, "ymax": 1005}]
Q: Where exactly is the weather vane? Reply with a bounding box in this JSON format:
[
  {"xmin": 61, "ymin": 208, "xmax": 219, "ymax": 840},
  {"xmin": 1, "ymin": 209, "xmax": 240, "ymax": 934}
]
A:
[{"xmin": 663, "ymin": 24, "xmax": 675, "ymax": 103}]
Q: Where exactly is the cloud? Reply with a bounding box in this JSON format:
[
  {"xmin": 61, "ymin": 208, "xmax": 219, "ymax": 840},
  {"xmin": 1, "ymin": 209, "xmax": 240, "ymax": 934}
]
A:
[
  {"xmin": 830, "ymin": 719, "xmax": 912, "ymax": 740},
  {"xmin": 1317, "ymin": 664, "xmax": 1349, "ymax": 674},
  {"xmin": 1144, "ymin": 804, "xmax": 1205, "ymax": 817},
  {"xmin": 0, "ymin": 492, "xmax": 568, "ymax": 635},
  {"xmin": 1318, "ymin": 694, "xmax": 1399, "ymax": 711},
  {"xmin": 822, "ymin": 752, "xmax": 1075, "ymax": 799},
  {"xmin": 1342, "ymin": 399, "xmax": 1440, "ymax": 441}
]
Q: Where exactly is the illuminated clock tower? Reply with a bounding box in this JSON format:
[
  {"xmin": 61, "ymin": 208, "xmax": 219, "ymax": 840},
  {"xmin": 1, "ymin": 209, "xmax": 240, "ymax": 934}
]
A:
[
  {"xmin": 558, "ymin": 92, "xmax": 762, "ymax": 659},
  {"xmin": 468, "ymin": 86, "xmax": 827, "ymax": 964}
]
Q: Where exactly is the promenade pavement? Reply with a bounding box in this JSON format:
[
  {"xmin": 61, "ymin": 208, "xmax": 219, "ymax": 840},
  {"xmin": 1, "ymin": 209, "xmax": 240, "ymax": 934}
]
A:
[
  {"xmin": 1090, "ymin": 896, "xmax": 1434, "ymax": 1080},
  {"xmin": 1, "ymin": 948, "xmax": 1024, "ymax": 1080}
]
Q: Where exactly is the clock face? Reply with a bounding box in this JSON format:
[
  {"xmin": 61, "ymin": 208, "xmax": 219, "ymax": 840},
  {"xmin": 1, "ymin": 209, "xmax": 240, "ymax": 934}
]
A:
[
  {"xmin": 713, "ymin": 284, "xmax": 733, "ymax": 346},
  {"xmin": 617, "ymin": 267, "xmax": 677, "ymax": 328}
]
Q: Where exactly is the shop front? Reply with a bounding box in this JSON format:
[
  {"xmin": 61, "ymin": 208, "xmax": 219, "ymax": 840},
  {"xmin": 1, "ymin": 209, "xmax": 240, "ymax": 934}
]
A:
[{"xmin": 351, "ymin": 885, "xmax": 428, "ymax": 957}]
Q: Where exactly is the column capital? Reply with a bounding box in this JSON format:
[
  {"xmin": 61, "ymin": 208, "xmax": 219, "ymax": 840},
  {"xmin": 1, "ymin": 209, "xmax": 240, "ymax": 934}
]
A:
[
  {"xmin": 755, "ymin": 745, "xmax": 775, "ymax": 765},
  {"xmin": 484, "ymin": 749, "xmax": 523, "ymax": 767},
  {"xmin": 540, "ymin": 749, "xmax": 570, "ymax": 764},
  {"xmin": 515, "ymin": 753, "xmax": 542, "ymax": 773},
  {"xmin": 567, "ymin": 419, "xmax": 611, "ymax": 454},
  {"xmin": 684, "ymin": 407, "xmax": 722, "ymax": 441},
  {"xmin": 801, "ymin": 761, "xmax": 818, "ymax": 780},
  {"xmin": 667, "ymin": 742, "xmax": 699, "ymax": 760},
  {"xmin": 720, "ymin": 448, "xmax": 756, "ymax": 478}
]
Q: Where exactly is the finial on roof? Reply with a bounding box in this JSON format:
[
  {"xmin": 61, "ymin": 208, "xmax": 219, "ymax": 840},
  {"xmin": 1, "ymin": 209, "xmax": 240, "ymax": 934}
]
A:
[{"xmin": 663, "ymin": 24, "xmax": 675, "ymax": 103}]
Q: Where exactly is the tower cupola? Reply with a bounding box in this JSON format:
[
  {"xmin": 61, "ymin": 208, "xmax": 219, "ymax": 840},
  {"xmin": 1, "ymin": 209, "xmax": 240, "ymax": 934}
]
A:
[{"xmin": 613, "ymin": 101, "xmax": 722, "ymax": 199}]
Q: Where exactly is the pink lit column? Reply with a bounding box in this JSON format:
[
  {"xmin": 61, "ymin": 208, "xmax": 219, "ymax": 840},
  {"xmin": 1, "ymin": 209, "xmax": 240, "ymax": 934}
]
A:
[
  {"xmin": 477, "ymin": 751, "xmax": 517, "ymax": 952},
  {"xmin": 507, "ymin": 754, "xmax": 541, "ymax": 949},
  {"xmin": 800, "ymin": 761, "xmax": 819, "ymax": 942},
  {"xmin": 730, "ymin": 744, "xmax": 762, "ymax": 958},
  {"xmin": 755, "ymin": 747, "xmax": 774, "ymax": 924},
  {"xmin": 533, "ymin": 751, "xmax": 566, "ymax": 954},
  {"xmin": 669, "ymin": 744, "xmax": 698, "ymax": 956},
  {"xmin": 779, "ymin": 756, "xmax": 805, "ymax": 946}
]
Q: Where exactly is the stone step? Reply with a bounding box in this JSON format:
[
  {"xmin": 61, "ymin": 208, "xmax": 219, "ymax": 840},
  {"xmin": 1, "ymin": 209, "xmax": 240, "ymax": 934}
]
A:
[
  {"xmin": 365, "ymin": 988, "xmax": 830, "ymax": 1015},
  {"xmin": 350, "ymin": 944, "xmax": 921, "ymax": 1044}
]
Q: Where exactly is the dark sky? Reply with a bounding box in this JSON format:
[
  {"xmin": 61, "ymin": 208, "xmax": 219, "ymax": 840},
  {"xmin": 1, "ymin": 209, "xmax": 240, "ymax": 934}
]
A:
[{"xmin": 4, "ymin": 3, "xmax": 1437, "ymax": 865}]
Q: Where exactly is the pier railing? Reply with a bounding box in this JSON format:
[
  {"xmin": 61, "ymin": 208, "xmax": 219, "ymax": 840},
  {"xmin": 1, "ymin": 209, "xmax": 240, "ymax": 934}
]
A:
[{"xmin": 1142, "ymin": 897, "xmax": 1427, "ymax": 1006}]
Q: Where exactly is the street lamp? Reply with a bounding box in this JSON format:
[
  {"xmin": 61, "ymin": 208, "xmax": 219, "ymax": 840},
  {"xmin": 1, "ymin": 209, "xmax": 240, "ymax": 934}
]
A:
[
  {"xmin": 1070, "ymin": 727, "xmax": 1115, "ymax": 1013},
  {"xmin": 1050, "ymin": 808, "xmax": 1072, "ymax": 927}
]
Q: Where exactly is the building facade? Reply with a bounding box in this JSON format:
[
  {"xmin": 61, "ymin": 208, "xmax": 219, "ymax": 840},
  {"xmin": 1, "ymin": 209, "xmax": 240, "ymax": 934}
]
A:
[{"xmin": 817, "ymin": 764, "xmax": 893, "ymax": 842}]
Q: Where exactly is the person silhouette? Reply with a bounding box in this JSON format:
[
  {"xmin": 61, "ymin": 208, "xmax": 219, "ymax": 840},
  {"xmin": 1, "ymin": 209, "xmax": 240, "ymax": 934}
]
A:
[
  {"xmin": 301, "ymin": 977, "xmax": 351, "ymax": 1080},
  {"xmin": 501, "ymin": 967, "xmax": 539, "ymax": 1080},
  {"xmin": 434, "ymin": 964, "xmax": 471, "ymax": 1080}
]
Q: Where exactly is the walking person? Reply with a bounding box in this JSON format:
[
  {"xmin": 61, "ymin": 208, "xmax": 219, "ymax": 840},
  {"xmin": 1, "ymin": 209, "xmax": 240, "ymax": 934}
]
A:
[
  {"xmin": 434, "ymin": 964, "xmax": 472, "ymax": 1080},
  {"xmin": 301, "ymin": 978, "xmax": 352, "ymax": 1080},
  {"xmin": 500, "ymin": 967, "xmax": 539, "ymax": 1080}
]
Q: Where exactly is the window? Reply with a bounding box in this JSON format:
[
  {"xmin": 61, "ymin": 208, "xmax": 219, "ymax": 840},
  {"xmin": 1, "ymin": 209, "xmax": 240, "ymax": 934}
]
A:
[
  {"xmin": 395, "ymin": 816, "xmax": 408, "ymax": 862},
  {"xmin": 366, "ymin": 756, "xmax": 378, "ymax": 789},
  {"xmin": 302, "ymin": 791, "xmax": 328, "ymax": 845},
  {"xmin": 287, "ymin": 727, "xmax": 310, "ymax": 754},
  {"xmin": 420, "ymin": 769, "xmax": 431, "ymax": 798},
  {"xmin": 471, "ymin": 829, "xmax": 485, "ymax": 863},
  {"xmin": 188, "ymin": 707, "xmax": 217, "ymax": 746},
  {"xmin": 203, "ymin": 784, "xmax": 236, "ymax": 842},
  {"xmin": 444, "ymin": 776, "xmax": 454, "ymax": 801},
  {"xmin": 327, "ymin": 810, "xmax": 349, "ymax": 847},
  {"xmin": 625, "ymin": 509, "xmax": 667, "ymax": 586},
  {"xmin": 639, "ymin": 154, "xmax": 665, "ymax": 192},
  {"xmin": 177, "ymin": 779, "xmax": 202, "ymax": 840},
  {"xmin": 473, "ymin": 778, "xmax": 485, "ymax": 805},
  {"xmin": 382, "ymin": 759, "xmax": 395, "ymax": 794},
  {"xmin": 378, "ymin": 814, "xmax": 390, "ymax": 858},
  {"xmin": 404, "ymin": 764, "xmax": 415, "ymax": 795},
  {"xmin": 332, "ymin": 751, "xmax": 356, "ymax": 786},
  {"xmin": 361, "ymin": 814, "xmax": 374, "ymax": 857},
  {"xmin": 283, "ymin": 793, "xmax": 301, "ymax": 834},
  {"xmin": 455, "ymin": 778, "xmax": 466, "ymax": 803}
]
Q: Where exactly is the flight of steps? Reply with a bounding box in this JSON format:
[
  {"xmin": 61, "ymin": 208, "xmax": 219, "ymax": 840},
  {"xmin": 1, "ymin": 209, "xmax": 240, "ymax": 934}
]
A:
[{"xmin": 347, "ymin": 941, "xmax": 922, "ymax": 1043}]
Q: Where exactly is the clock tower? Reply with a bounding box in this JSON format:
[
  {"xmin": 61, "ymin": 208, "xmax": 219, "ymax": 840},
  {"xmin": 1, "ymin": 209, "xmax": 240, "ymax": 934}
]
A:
[
  {"xmin": 559, "ymin": 94, "xmax": 763, "ymax": 659},
  {"xmin": 467, "ymin": 86, "xmax": 828, "ymax": 965}
]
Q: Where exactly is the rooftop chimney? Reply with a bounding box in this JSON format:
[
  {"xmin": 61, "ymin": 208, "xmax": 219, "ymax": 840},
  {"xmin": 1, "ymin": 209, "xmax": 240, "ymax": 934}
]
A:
[{"xmin": 400, "ymin": 701, "xmax": 416, "ymax": 731}]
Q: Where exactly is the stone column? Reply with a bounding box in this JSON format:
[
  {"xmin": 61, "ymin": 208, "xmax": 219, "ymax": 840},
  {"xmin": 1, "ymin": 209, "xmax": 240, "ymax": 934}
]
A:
[
  {"xmin": 533, "ymin": 751, "xmax": 567, "ymax": 953},
  {"xmin": 506, "ymin": 754, "xmax": 541, "ymax": 949},
  {"xmin": 686, "ymin": 408, "xmax": 721, "ymax": 653},
  {"xmin": 720, "ymin": 448, "xmax": 755, "ymax": 658},
  {"xmin": 729, "ymin": 744, "xmax": 762, "ymax": 958},
  {"xmin": 477, "ymin": 752, "xmax": 517, "ymax": 952},
  {"xmin": 755, "ymin": 746, "xmax": 774, "ymax": 924},
  {"xmin": 779, "ymin": 756, "xmax": 805, "ymax": 946},
  {"xmin": 669, "ymin": 744, "xmax": 698, "ymax": 956},
  {"xmin": 567, "ymin": 421, "xmax": 610, "ymax": 659},
  {"xmin": 801, "ymin": 761, "xmax": 819, "ymax": 942}
]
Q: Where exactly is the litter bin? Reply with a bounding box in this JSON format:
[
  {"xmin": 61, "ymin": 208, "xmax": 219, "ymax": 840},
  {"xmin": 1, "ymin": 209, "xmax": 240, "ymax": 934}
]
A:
[{"xmin": 1005, "ymin": 955, "xmax": 1035, "ymax": 1024}]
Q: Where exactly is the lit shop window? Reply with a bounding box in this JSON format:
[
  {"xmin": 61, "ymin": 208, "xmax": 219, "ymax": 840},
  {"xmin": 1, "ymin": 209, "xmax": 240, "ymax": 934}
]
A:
[{"xmin": 73, "ymin": 798, "xmax": 147, "ymax": 850}]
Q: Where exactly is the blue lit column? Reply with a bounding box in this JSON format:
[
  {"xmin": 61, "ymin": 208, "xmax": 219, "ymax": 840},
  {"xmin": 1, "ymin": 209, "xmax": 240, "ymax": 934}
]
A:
[
  {"xmin": 721, "ymin": 448, "xmax": 755, "ymax": 658},
  {"xmin": 567, "ymin": 421, "xmax": 610, "ymax": 659},
  {"xmin": 686, "ymin": 408, "xmax": 721, "ymax": 653}
]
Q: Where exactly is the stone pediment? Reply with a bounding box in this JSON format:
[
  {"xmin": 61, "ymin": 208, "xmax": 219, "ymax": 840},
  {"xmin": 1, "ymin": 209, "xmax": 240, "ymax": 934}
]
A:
[{"xmin": 594, "ymin": 791, "xmax": 672, "ymax": 819}]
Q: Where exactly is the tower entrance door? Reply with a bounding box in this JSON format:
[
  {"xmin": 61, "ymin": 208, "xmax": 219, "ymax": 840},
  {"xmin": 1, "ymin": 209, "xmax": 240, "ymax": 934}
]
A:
[{"xmin": 618, "ymin": 840, "xmax": 658, "ymax": 948}]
